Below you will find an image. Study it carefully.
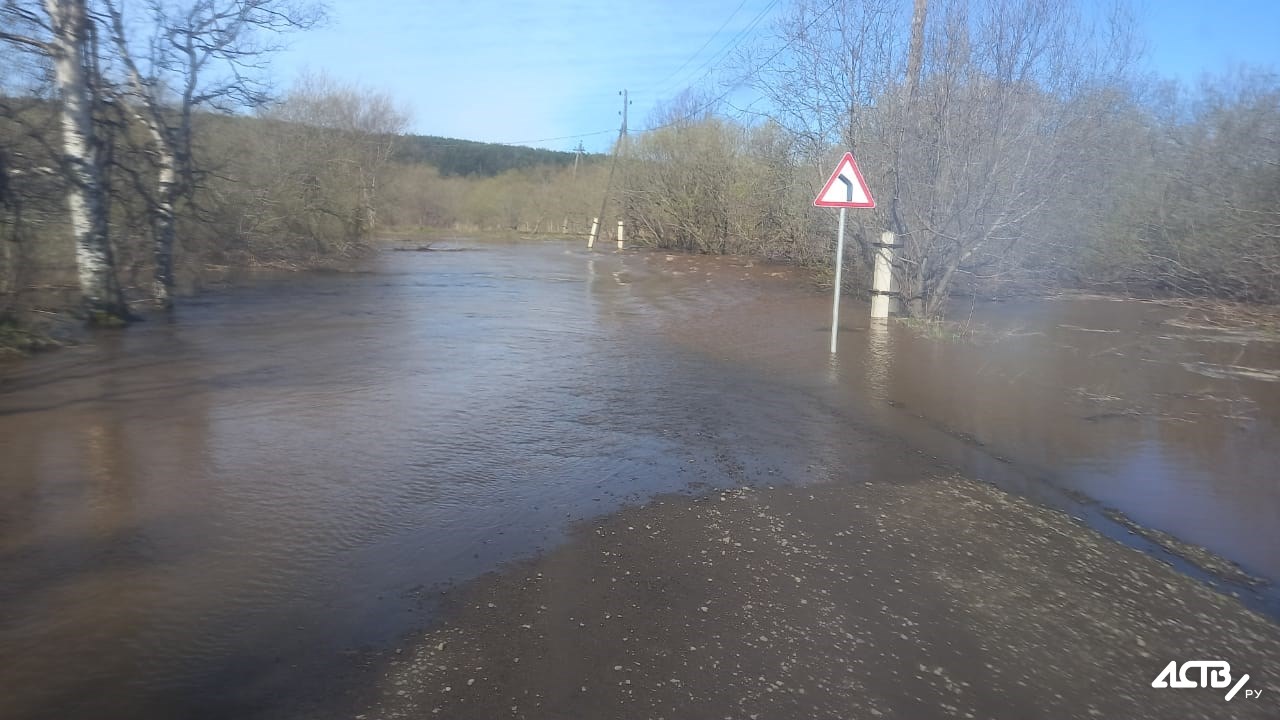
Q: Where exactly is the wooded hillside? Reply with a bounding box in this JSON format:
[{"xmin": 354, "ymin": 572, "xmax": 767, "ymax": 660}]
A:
[{"xmin": 395, "ymin": 135, "xmax": 591, "ymax": 177}]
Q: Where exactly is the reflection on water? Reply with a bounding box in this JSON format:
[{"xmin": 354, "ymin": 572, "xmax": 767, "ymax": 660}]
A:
[
  {"xmin": 1, "ymin": 240, "xmax": 1277, "ymax": 719},
  {"xmin": 864, "ymin": 320, "xmax": 892, "ymax": 404}
]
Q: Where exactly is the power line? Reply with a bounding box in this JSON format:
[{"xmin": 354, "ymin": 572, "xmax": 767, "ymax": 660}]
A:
[
  {"xmin": 690, "ymin": 0, "xmax": 783, "ymax": 79},
  {"xmin": 651, "ymin": 0, "xmax": 782, "ymax": 100},
  {"xmin": 648, "ymin": 0, "xmax": 751, "ymax": 92},
  {"xmin": 497, "ymin": 128, "xmax": 618, "ymax": 147},
  {"xmin": 638, "ymin": 0, "xmax": 840, "ymax": 135}
]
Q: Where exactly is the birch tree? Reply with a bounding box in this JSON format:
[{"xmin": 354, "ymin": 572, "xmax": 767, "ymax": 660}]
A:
[
  {"xmin": 1, "ymin": 0, "xmax": 129, "ymax": 322},
  {"xmin": 100, "ymin": 0, "xmax": 321, "ymax": 308}
]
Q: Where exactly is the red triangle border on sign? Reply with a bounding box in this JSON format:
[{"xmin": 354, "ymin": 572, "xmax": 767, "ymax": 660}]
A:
[{"xmin": 814, "ymin": 152, "xmax": 876, "ymax": 208}]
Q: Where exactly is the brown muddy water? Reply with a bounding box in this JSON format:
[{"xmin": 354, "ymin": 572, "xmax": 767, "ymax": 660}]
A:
[{"xmin": 1, "ymin": 239, "xmax": 1277, "ymax": 719}]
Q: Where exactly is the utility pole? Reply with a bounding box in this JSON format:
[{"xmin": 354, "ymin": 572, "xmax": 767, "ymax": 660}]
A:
[
  {"xmin": 589, "ymin": 89, "xmax": 631, "ymax": 249},
  {"xmin": 572, "ymin": 141, "xmax": 585, "ymax": 177},
  {"xmin": 620, "ymin": 89, "xmax": 629, "ymax": 138}
]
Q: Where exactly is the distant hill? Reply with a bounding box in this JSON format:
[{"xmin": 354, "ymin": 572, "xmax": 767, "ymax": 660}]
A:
[{"xmin": 396, "ymin": 135, "xmax": 601, "ymax": 177}]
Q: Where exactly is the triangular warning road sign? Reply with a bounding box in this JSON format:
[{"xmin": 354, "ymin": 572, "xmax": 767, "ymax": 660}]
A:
[{"xmin": 814, "ymin": 152, "xmax": 875, "ymax": 208}]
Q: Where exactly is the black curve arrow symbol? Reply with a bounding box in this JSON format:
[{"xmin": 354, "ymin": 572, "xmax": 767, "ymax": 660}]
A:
[{"xmin": 837, "ymin": 174, "xmax": 853, "ymax": 202}]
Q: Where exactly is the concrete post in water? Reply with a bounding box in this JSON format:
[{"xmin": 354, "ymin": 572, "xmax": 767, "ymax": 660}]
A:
[
  {"xmin": 588, "ymin": 217, "xmax": 599, "ymax": 249},
  {"xmin": 830, "ymin": 207, "xmax": 848, "ymax": 354},
  {"xmin": 871, "ymin": 230, "xmax": 896, "ymax": 320},
  {"xmin": 617, "ymin": 220, "xmax": 625, "ymax": 250}
]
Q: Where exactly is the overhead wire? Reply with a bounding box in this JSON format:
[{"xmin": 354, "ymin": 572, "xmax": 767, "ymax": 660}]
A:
[
  {"xmin": 649, "ymin": 0, "xmax": 783, "ymax": 101},
  {"xmin": 493, "ymin": 128, "xmax": 618, "ymax": 147},
  {"xmin": 646, "ymin": 0, "xmax": 751, "ymax": 93},
  {"xmin": 638, "ymin": 0, "xmax": 840, "ymax": 135}
]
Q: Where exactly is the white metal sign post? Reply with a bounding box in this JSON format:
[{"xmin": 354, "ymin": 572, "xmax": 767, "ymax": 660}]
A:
[
  {"xmin": 814, "ymin": 152, "xmax": 876, "ymax": 353},
  {"xmin": 830, "ymin": 207, "xmax": 849, "ymax": 353}
]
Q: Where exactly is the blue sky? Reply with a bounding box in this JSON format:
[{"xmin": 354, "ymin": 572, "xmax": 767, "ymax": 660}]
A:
[{"xmin": 273, "ymin": 0, "xmax": 1280, "ymax": 151}]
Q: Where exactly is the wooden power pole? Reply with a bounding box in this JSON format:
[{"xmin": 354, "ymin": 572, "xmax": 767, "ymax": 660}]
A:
[{"xmin": 588, "ymin": 89, "xmax": 631, "ymax": 249}]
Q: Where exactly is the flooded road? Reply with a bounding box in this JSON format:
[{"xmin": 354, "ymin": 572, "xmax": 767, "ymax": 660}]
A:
[{"xmin": 1, "ymin": 239, "xmax": 1277, "ymax": 719}]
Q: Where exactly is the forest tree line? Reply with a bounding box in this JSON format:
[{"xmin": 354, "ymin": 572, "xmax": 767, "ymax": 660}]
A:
[
  {"xmin": 395, "ymin": 135, "xmax": 589, "ymax": 178},
  {"xmin": 2, "ymin": 0, "xmax": 1278, "ymax": 335}
]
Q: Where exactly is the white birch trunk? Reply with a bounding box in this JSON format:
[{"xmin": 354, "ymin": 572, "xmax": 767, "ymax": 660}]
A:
[
  {"xmin": 151, "ymin": 135, "xmax": 178, "ymax": 308},
  {"xmin": 43, "ymin": 0, "xmax": 126, "ymax": 322},
  {"xmin": 105, "ymin": 0, "xmax": 179, "ymax": 308}
]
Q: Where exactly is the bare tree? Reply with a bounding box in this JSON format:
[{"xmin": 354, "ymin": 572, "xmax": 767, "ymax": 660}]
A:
[
  {"xmin": 275, "ymin": 74, "xmax": 408, "ymax": 235},
  {"xmin": 1098, "ymin": 70, "xmax": 1280, "ymax": 303},
  {"xmin": 231, "ymin": 72, "xmax": 408, "ymax": 256},
  {"xmin": 624, "ymin": 108, "xmax": 817, "ymax": 263},
  {"xmin": 751, "ymin": 0, "xmax": 1138, "ymax": 317},
  {"xmin": 624, "ymin": 100, "xmax": 737, "ymax": 253},
  {"xmin": 2, "ymin": 0, "xmax": 128, "ymax": 322},
  {"xmin": 100, "ymin": 0, "xmax": 321, "ymax": 308}
]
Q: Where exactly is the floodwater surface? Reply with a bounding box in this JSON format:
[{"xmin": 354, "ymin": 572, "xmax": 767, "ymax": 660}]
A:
[{"xmin": 1, "ymin": 239, "xmax": 1277, "ymax": 719}]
